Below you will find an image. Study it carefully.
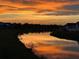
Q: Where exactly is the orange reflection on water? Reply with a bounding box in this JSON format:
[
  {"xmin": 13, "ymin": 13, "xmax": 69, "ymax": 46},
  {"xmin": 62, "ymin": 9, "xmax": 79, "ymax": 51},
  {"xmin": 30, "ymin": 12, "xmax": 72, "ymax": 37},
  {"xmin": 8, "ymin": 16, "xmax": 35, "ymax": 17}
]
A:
[
  {"xmin": 19, "ymin": 33, "xmax": 79, "ymax": 59},
  {"xmin": 33, "ymin": 45, "xmax": 63, "ymax": 55},
  {"xmin": 33, "ymin": 45, "xmax": 79, "ymax": 59}
]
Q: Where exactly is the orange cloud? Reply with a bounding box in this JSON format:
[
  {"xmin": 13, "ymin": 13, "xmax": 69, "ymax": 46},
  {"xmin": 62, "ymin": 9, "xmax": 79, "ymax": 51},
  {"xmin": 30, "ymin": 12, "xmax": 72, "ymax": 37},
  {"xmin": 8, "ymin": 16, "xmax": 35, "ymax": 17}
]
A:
[{"xmin": 0, "ymin": 0, "xmax": 79, "ymax": 13}]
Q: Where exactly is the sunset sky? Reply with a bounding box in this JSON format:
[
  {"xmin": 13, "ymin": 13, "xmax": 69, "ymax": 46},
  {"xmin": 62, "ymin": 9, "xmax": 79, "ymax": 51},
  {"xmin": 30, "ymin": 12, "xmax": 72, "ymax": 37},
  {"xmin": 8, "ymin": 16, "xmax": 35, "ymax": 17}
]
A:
[{"xmin": 0, "ymin": 0, "xmax": 79, "ymax": 25}]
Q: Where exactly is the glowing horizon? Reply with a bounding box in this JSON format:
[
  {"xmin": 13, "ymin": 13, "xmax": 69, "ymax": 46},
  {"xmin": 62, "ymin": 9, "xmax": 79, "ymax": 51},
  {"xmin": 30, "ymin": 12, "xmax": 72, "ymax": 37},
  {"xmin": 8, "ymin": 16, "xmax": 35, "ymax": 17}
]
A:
[{"xmin": 0, "ymin": 0, "xmax": 79, "ymax": 25}]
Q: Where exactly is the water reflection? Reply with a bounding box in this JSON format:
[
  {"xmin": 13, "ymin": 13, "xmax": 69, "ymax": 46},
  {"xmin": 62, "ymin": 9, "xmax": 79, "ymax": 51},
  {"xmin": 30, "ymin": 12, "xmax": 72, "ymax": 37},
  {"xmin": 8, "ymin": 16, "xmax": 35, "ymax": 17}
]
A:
[{"xmin": 18, "ymin": 32, "xmax": 79, "ymax": 59}]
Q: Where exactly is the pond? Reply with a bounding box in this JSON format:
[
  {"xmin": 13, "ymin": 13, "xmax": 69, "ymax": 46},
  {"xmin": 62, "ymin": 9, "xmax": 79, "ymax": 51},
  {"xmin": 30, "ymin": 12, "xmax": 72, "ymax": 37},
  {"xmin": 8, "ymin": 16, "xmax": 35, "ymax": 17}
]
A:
[{"xmin": 18, "ymin": 32, "xmax": 79, "ymax": 59}]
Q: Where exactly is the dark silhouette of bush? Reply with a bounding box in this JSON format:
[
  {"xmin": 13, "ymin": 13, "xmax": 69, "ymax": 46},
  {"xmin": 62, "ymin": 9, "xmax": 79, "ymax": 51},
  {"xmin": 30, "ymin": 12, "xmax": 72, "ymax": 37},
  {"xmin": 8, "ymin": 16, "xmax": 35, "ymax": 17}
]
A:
[
  {"xmin": 0, "ymin": 22, "xmax": 79, "ymax": 59},
  {"xmin": 50, "ymin": 30, "xmax": 79, "ymax": 43},
  {"xmin": 0, "ymin": 29, "xmax": 40, "ymax": 59}
]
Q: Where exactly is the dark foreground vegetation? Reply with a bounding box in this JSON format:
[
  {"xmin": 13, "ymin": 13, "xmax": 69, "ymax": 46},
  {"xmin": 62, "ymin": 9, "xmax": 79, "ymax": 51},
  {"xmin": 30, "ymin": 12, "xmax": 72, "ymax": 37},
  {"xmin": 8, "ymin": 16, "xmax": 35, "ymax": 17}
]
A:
[
  {"xmin": 0, "ymin": 29, "xmax": 42, "ymax": 59},
  {"xmin": 50, "ymin": 30, "xmax": 79, "ymax": 43},
  {"xmin": 0, "ymin": 22, "xmax": 43, "ymax": 59},
  {"xmin": 0, "ymin": 22, "xmax": 79, "ymax": 42},
  {"xmin": 0, "ymin": 22, "xmax": 79, "ymax": 59}
]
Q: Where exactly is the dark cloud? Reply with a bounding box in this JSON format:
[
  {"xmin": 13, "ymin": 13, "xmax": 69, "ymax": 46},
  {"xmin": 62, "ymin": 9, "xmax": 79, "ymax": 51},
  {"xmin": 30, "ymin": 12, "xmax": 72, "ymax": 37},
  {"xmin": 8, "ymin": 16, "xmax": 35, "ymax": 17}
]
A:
[
  {"xmin": 0, "ymin": 4, "xmax": 36, "ymax": 11},
  {"xmin": 55, "ymin": 11, "xmax": 79, "ymax": 15},
  {"xmin": 37, "ymin": 3, "xmax": 79, "ymax": 15},
  {"xmin": 0, "ymin": 4, "xmax": 34, "ymax": 11},
  {"xmin": 6, "ymin": 0, "xmax": 17, "ymax": 2},
  {"xmin": 0, "ymin": 5, "xmax": 17, "ymax": 8},
  {"xmin": 0, "ymin": 0, "xmax": 79, "ymax": 15},
  {"xmin": 5, "ymin": 6, "xmax": 36, "ymax": 11},
  {"xmin": 4, "ymin": 0, "xmax": 39, "ymax": 5},
  {"xmin": 0, "ymin": 5, "xmax": 20, "ymax": 11},
  {"xmin": 64, "ymin": 5, "xmax": 79, "ymax": 11},
  {"xmin": 8, "ymin": 7, "xmax": 36, "ymax": 11},
  {"xmin": 3, "ymin": 0, "xmax": 23, "ymax": 2},
  {"xmin": 17, "ymin": 7, "xmax": 36, "ymax": 10},
  {"xmin": 42, "ymin": 0, "xmax": 79, "ymax": 2},
  {"xmin": 37, "ymin": 9, "xmax": 79, "ymax": 15},
  {"xmin": 0, "ymin": 13, "xmax": 22, "ymax": 18},
  {"xmin": 37, "ymin": 10, "xmax": 54, "ymax": 13}
]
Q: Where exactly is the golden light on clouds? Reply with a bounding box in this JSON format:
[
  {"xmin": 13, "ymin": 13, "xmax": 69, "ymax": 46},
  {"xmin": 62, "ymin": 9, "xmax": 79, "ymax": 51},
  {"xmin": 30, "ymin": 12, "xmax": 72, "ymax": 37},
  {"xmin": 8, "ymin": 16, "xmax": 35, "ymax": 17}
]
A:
[
  {"xmin": 0, "ymin": 0, "xmax": 79, "ymax": 13},
  {"xmin": 0, "ymin": 0, "xmax": 79, "ymax": 24},
  {"xmin": 0, "ymin": 13, "xmax": 79, "ymax": 25}
]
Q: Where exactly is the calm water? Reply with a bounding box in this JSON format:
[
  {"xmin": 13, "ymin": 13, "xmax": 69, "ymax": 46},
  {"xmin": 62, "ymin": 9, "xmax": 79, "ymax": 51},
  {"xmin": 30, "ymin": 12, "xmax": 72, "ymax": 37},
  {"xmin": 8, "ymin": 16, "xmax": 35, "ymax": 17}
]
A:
[{"xmin": 18, "ymin": 32, "xmax": 79, "ymax": 59}]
